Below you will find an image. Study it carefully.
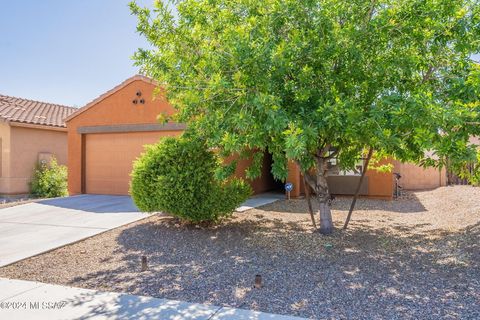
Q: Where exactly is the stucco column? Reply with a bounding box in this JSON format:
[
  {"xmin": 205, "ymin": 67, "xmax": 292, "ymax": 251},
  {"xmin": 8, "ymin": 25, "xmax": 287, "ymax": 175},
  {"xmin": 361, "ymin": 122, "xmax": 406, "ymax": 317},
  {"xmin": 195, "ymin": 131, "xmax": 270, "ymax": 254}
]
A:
[{"xmin": 286, "ymin": 160, "xmax": 301, "ymax": 198}]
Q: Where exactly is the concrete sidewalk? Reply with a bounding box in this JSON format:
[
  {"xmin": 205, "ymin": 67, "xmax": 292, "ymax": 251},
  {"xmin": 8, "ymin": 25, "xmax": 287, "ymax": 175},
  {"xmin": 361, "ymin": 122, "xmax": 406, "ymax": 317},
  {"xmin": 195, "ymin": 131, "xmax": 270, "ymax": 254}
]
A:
[
  {"xmin": 0, "ymin": 278, "xmax": 305, "ymax": 320},
  {"xmin": 236, "ymin": 192, "xmax": 284, "ymax": 212}
]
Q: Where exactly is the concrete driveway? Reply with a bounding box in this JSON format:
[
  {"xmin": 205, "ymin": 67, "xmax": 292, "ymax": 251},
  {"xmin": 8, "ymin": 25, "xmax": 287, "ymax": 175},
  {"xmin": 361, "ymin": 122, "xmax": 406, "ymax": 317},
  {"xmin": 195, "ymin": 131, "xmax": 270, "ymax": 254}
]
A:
[{"xmin": 0, "ymin": 195, "xmax": 147, "ymax": 267}]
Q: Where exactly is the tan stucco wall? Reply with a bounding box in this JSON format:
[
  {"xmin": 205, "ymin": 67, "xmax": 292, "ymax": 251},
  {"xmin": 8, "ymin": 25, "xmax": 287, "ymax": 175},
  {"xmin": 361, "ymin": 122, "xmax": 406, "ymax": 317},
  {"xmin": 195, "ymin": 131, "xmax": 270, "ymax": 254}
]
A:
[
  {"xmin": 0, "ymin": 121, "xmax": 12, "ymax": 193},
  {"xmin": 5, "ymin": 126, "xmax": 68, "ymax": 194},
  {"xmin": 393, "ymin": 161, "xmax": 447, "ymax": 190},
  {"xmin": 226, "ymin": 151, "xmax": 278, "ymax": 194},
  {"xmin": 470, "ymin": 136, "xmax": 480, "ymax": 146},
  {"xmin": 364, "ymin": 158, "xmax": 394, "ymax": 199},
  {"xmin": 289, "ymin": 157, "xmax": 394, "ymax": 199}
]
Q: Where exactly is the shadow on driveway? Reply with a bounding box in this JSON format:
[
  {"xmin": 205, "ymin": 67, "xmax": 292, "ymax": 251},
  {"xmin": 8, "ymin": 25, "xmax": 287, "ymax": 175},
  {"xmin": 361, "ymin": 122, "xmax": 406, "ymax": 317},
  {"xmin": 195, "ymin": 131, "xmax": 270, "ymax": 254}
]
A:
[{"xmin": 37, "ymin": 195, "xmax": 140, "ymax": 214}]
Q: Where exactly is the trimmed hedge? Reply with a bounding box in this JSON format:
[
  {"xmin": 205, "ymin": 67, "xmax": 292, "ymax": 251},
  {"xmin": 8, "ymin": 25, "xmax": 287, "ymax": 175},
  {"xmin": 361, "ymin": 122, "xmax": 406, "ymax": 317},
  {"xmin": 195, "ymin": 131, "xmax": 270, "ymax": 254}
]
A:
[
  {"xmin": 30, "ymin": 157, "xmax": 68, "ymax": 198},
  {"xmin": 130, "ymin": 137, "xmax": 251, "ymax": 223}
]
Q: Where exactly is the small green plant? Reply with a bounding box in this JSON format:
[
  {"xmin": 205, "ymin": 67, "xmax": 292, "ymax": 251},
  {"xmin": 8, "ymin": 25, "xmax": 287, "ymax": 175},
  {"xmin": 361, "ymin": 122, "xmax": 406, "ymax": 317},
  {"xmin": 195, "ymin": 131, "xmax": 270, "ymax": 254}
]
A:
[
  {"xmin": 30, "ymin": 157, "xmax": 68, "ymax": 198},
  {"xmin": 130, "ymin": 136, "xmax": 252, "ymax": 223}
]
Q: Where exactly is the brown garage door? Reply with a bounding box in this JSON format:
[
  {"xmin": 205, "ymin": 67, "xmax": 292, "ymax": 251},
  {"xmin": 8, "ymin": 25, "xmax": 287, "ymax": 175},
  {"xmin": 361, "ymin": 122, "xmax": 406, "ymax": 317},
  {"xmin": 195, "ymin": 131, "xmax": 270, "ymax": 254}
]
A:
[{"xmin": 85, "ymin": 131, "xmax": 180, "ymax": 195}]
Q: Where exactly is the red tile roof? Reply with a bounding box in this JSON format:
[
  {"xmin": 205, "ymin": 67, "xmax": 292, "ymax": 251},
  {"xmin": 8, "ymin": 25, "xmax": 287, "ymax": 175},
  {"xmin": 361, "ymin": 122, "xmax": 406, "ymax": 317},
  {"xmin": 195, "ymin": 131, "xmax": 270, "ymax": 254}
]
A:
[{"xmin": 0, "ymin": 94, "xmax": 76, "ymax": 128}]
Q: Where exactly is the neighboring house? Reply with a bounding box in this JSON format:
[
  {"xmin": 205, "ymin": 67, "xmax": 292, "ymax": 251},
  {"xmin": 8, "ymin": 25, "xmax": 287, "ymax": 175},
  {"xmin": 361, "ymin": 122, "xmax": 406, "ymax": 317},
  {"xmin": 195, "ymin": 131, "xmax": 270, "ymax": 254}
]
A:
[
  {"xmin": 0, "ymin": 95, "xmax": 76, "ymax": 196},
  {"xmin": 66, "ymin": 75, "xmax": 454, "ymax": 199}
]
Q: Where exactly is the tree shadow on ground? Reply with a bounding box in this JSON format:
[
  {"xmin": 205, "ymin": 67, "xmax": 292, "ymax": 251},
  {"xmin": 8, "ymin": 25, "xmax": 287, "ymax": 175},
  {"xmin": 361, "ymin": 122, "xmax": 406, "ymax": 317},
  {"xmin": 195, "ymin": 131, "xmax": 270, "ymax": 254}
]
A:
[
  {"xmin": 68, "ymin": 212, "xmax": 479, "ymax": 319},
  {"xmin": 260, "ymin": 192, "xmax": 427, "ymax": 215},
  {"xmin": 62, "ymin": 288, "xmax": 221, "ymax": 320}
]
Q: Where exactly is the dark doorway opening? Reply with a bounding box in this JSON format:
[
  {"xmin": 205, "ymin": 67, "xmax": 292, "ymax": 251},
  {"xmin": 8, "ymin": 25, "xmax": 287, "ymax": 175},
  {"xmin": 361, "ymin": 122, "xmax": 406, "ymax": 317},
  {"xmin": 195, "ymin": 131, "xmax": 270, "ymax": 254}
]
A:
[
  {"xmin": 262, "ymin": 152, "xmax": 284, "ymax": 193},
  {"xmin": 235, "ymin": 151, "xmax": 284, "ymax": 195}
]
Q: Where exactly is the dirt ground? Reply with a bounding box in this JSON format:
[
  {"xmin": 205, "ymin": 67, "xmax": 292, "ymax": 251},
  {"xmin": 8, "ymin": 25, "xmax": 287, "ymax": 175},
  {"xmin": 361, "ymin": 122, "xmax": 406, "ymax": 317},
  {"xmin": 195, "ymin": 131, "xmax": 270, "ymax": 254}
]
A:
[{"xmin": 1, "ymin": 186, "xmax": 479, "ymax": 319}]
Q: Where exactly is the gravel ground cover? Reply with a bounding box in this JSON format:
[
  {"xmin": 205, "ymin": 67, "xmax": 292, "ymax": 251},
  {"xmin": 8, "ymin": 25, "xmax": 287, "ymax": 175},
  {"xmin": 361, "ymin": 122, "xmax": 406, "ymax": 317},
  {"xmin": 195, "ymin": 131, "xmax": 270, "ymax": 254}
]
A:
[
  {"xmin": 0, "ymin": 197, "xmax": 38, "ymax": 209},
  {"xmin": 1, "ymin": 186, "xmax": 479, "ymax": 319}
]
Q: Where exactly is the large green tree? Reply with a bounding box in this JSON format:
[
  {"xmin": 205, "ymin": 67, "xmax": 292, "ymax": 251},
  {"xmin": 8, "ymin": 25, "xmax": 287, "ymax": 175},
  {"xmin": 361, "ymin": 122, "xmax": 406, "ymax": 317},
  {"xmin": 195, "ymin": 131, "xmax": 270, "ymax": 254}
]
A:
[{"xmin": 131, "ymin": 0, "xmax": 480, "ymax": 234}]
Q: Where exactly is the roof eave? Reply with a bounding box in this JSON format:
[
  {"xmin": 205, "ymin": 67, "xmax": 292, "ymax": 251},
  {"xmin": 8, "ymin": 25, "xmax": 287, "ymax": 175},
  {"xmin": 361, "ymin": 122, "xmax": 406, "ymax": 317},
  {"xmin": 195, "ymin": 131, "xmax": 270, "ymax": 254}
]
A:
[{"xmin": 9, "ymin": 121, "xmax": 68, "ymax": 132}]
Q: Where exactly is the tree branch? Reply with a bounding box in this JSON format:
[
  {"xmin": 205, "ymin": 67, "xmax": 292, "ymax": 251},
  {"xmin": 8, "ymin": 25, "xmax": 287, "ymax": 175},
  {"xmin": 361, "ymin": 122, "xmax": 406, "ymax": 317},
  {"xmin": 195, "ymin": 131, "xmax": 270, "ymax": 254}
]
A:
[
  {"xmin": 366, "ymin": 0, "xmax": 377, "ymax": 24},
  {"xmin": 326, "ymin": 148, "xmax": 340, "ymax": 159},
  {"xmin": 343, "ymin": 147, "xmax": 374, "ymax": 229},
  {"xmin": 303, "ymin": 170, "xmax": 317, "ymax": 191},
  {"xmin": 422, "ymin": 66, "xmax": 436, "ymax": 84},
  {"xmin": 318, "ymin": 144, "xmax": 331, "ymax": 159}
]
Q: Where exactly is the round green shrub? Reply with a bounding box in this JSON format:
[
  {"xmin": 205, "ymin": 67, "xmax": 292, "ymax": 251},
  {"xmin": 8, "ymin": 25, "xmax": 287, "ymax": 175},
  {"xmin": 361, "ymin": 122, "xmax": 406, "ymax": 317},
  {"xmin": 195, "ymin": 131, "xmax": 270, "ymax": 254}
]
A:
[
  {"xmin": 30, "ymin": 157, "xmax": 68, "ymax": 198},
  {"xmin": 130, "ymin": 137, "xmax": 252, "ymax": 223}
]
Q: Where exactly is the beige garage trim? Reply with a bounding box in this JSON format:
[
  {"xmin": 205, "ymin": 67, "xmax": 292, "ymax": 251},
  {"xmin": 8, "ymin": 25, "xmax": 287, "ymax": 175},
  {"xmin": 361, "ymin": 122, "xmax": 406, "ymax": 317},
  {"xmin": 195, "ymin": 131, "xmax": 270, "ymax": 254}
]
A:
[
  {"xmin": 84, "ymin": 131, "xmax": 180, "ymax": 195},
  {"xmin": 78, "ymin": 123, "xmax": 186, "ymax": 134}
]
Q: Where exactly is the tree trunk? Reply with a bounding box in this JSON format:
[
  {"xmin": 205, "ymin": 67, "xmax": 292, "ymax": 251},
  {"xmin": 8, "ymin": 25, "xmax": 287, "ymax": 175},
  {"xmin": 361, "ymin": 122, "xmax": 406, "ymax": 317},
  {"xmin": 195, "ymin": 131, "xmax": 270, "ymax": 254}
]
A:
[
  {"xmin": 301, "ymin": 150, "xmax": 334, "ymax": 235},
  {"xmin": 315, "ymin": 157, "xmax": 334, "ymax": 235},
  {"xmin": 343, "ymin": 147, "xmax": 374, "ymax": 230},
  {"xmin": 317, "ymin": 198, "xmax": 333, "ymax": 234},
  {"xmin": 302, "ymin": 175, "xmax": 317, "ymax": 229}
]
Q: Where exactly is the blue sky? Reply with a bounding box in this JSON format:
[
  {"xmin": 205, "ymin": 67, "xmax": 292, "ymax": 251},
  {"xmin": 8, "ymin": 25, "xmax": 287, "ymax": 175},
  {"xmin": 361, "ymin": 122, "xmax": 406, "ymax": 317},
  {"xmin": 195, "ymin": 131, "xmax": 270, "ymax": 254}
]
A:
[
  {"xmin": 0, "ymin": 2, "xmax": 478, "ymax": 107},
  {"xmin": 0, "ymin": 0, "xmax": 152, "ymax": 107}
]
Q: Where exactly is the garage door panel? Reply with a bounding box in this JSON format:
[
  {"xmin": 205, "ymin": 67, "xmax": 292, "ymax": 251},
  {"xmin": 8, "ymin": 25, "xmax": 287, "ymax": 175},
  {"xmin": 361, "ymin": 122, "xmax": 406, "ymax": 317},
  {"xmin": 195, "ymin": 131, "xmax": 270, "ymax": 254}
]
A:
[{"xmin": 85, "ymin": 131, "xmax": 179, "ymax": 195}]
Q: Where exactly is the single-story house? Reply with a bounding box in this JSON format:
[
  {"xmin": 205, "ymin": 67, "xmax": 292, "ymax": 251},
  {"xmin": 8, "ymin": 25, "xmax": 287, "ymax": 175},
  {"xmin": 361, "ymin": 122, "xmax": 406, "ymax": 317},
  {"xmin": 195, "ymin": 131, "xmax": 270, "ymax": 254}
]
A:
[
  {"xmin": 0, "ymin": 94, "xmax": 76, "ymax": 195},
  {"xmin": 66, "ymin": 75, "xmax": 449, "ymax": 199}
]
